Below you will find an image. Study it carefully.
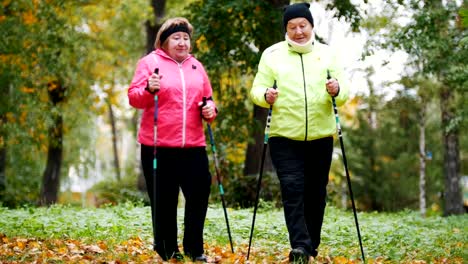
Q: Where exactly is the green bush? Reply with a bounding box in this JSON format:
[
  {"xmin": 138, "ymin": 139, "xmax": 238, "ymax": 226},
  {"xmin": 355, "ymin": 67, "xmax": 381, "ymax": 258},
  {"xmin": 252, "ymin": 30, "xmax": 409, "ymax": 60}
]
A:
[
  {"xmin": 89, "ymin": 175, "xmax": 148, "ymax": 206},
  {"xmin": 1, "ymin": 142, "xmax": 43, "ymax": 208}
]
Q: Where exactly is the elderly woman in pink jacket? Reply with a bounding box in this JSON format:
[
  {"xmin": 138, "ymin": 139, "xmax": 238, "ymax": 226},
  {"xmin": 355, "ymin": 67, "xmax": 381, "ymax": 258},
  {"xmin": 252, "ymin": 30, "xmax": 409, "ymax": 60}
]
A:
[{"xmin": 128, "ymin": 17, "xmax": 216, "ymax": 263}]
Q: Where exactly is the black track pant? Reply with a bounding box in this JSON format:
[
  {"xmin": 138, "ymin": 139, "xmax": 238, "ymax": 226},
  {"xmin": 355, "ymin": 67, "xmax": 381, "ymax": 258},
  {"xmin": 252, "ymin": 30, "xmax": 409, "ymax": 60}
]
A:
[
  {"xmin": 141, "ymin": 145, "xmax": 211, "ymax": 260},
  {"xmin": 269, "ymin": 136, "xmax": 333, "ymax": 257}
]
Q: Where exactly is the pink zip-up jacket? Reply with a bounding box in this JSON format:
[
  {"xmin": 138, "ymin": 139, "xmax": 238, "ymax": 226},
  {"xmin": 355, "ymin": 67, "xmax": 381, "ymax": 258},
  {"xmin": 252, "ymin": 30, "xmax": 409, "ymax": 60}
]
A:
[{"xmin": 128, "ymin": 49, "xmax": 217, "ymax": 147}]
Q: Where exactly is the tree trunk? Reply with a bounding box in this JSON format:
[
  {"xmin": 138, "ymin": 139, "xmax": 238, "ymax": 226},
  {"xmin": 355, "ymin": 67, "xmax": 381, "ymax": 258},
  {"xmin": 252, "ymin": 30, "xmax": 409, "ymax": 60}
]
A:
[
  {"xmin": 243, "ymin": 106, "xmax": 273, "ymax": 176},
  {"xmin": 40, "ymin": 81, "xmax": 65, "ymax": 206},
  {"xmin": 418, "ymin": 105, "xmax": 426, "ymax": 217},
  {"xmin": 146, "ymin": 0, "xmax": 166, "ymax": 54},
  {"xmin": 138, "ymin": 0, "xmax": 166, "ymax": 192},
  {"xmin": 340, "ymin": 178, "xmax": 347, "ymax": 209},
  {"xmin": 108, "ymin": 100, "xmax": 121, "ymax": 181},
  {"xmin": 367, "ymin": 111, "xmax": 379, "ymax": 210},
  {"xmin": 440, "ymin": 86, "xmax": 463, "ymax": 215},
  {"xmin": 363, "ymin": 79, "xmax": 380, "ymax": 211},
  {"xmin": 133, "ymin": 111, "xmax": 146, "ymax": 191},
  {"xmin": 40, "ymin": 115, "xmax": 63, "ymax": 206},
  {"xmin": 442, "ymin": 131, "xmax": 463, "ymax": 215},
  {"xmin": 0, "ymin": 85, "xmax": 9, "ymax": 201},
  {"xmin": 0, "ymin": 131, "xmax": 6, "ymax": 197}
]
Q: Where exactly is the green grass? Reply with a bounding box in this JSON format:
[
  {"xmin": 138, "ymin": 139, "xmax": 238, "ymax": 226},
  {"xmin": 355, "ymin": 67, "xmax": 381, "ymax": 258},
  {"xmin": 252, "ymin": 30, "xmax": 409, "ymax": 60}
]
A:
[{"xmin": 0, "ymin": 202, "xmax": 466, "ymax": 263}]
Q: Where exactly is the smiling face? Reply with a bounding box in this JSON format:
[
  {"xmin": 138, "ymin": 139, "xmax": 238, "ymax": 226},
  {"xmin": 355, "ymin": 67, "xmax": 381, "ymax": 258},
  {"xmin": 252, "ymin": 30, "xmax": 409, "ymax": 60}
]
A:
[
  {"xmin": 285, "ymin": 17, "xmax": 313, "ymax": 44},
  {"xmin": 164, "ymin": 32, "xmax": 191, "ymax": 63}
]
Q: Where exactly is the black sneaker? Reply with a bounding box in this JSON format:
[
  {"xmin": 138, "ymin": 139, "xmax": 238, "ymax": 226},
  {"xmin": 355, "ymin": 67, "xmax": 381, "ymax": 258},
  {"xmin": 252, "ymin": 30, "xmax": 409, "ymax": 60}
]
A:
[
  {"xmin": 311, "ymin": 249, "xmax": 318, "ymax": 258},
  {"xmin": 289, "ymin": 248, "xmax": 310, "ymax": 263},
  {"xmin": 192, "ymin": 254, "xmax": 208, "ymax": 262},
  {"xmin": 154, "ymin": 249, "xmax": 183, "ymax": 261},
  {"xmin": 172, "ymin": 251, "xmax": 184, "ymax": 261}
]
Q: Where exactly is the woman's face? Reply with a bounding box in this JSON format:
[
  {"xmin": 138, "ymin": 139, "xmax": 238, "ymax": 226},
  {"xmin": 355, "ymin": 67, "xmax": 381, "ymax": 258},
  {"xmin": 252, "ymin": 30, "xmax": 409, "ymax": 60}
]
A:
[
  {"xmin": 286, "ymin": 17, "xmax": 313, "ymax": 44},
  {"xmin": 165, "ymin": 31, "xmax": 191, "ymax": 62}
]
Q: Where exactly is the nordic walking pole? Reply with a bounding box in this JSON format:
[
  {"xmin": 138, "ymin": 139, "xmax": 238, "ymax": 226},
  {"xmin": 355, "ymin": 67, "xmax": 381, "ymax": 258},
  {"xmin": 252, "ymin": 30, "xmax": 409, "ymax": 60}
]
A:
[
  {"xmin": 247, "ymin": 80, "xmax": 277, "ymax": 260},
  {"xmin": 202, "ymin": 97, "xmax": 234, "ymax": 253},
  {"xmin": 152, "ymin": 68, "xmax": 159, "ymax": 246},
  {"xmin": 327, "ymin": 70, "xmax": 365, "ymax": 263}
]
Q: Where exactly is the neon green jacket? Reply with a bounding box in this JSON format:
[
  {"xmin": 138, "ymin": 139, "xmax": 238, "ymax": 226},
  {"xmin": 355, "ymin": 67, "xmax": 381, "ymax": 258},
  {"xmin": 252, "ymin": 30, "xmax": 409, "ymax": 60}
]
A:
[{"xmin": 250, "ymin": 40, "xmax": 349, "ymax": 141}]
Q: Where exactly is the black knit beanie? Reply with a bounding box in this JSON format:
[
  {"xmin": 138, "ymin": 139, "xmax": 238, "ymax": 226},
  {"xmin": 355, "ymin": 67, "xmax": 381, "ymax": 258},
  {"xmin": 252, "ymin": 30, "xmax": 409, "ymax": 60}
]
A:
[{"xmin": 283, "ymin": 3, "xmax": 314, "ymax": 30}]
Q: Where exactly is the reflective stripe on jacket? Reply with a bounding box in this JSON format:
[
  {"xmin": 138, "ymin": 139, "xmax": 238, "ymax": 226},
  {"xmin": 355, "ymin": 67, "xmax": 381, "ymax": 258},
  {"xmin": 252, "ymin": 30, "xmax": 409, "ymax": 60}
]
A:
[
  {"xmin": 128, "ymin": 49, "xmax": 216, "ymax": 147},
  {"xmin": 250, "ymin": 41, "xmax": 349, "ymax": 141}
]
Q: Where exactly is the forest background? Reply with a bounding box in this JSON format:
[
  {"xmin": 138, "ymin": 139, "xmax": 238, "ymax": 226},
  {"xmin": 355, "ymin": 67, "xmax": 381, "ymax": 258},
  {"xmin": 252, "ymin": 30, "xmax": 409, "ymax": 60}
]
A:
[{"xmin": 0, "ymin": 0, "xmax": 467, "ymax": 216}]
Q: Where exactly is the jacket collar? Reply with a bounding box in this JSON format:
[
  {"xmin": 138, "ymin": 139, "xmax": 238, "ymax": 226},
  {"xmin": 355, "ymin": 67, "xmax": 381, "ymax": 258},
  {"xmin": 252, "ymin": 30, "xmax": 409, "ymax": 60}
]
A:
[
  {"xmin": 155, "ymin": 48, "xmax": 193, "ymax": 64},
  {"xmin": 285, "ymin": 32, "xmax": 315, "ymax": 54}
]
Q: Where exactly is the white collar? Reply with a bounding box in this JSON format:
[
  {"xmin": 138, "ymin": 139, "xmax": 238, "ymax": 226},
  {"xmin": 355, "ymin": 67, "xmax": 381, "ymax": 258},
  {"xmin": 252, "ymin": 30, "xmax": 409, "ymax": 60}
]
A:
[{"xmin": 285, "ymin": 32, "xmax": 315, "ymax": 54}]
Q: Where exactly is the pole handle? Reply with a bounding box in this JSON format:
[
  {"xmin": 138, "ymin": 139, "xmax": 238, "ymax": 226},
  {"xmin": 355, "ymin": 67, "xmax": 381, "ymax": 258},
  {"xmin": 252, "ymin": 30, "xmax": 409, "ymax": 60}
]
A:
[
  {"xmin": 263, "ymin": 80, "xmax": 276, "ymax": 144},
  {"xmin": 201, "ymin": 96, "xmax": 207, "ymax": 118},
  {"xmin": 153, "ymin": 68, "xmax": 159, "ymax": 122}
]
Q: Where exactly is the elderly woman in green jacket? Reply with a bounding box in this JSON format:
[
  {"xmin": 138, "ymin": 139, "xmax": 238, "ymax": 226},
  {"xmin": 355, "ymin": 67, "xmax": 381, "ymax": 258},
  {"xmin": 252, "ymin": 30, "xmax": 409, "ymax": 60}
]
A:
[{"xmin": 250, "ymin": 3, "xmax": 349, "ymax": 263}]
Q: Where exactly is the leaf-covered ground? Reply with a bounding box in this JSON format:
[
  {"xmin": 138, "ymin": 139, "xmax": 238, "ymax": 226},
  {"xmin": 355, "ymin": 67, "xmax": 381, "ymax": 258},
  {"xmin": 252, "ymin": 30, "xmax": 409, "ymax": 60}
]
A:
[{"xmin": 0, "ymin": 203, "xmax": 466, "ymax": 263}]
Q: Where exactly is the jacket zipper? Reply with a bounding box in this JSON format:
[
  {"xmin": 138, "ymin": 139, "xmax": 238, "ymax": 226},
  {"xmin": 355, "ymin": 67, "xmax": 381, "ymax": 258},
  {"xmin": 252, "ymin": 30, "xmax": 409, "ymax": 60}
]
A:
[
  {"xmin": 179, "ymin": 63, "xmax": 187, "ymax": 148},
  {"xmin": 299, "ymin": 54, "xmax": 308, "ymax": 141},
  {"xmin": 165, "ymin": 55, "xmax": 190, "ymax": 148}
]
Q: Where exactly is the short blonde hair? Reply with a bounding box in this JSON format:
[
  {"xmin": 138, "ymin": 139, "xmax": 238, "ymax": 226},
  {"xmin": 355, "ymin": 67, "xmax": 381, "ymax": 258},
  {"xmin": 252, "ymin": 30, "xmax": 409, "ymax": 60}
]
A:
[{"xmin": 154, "ymin": 17, "xmax": 194, "ymax": 49}]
